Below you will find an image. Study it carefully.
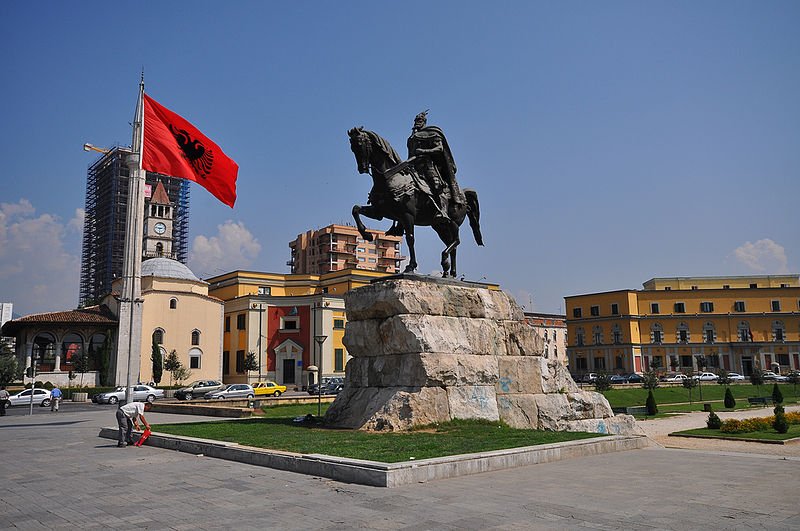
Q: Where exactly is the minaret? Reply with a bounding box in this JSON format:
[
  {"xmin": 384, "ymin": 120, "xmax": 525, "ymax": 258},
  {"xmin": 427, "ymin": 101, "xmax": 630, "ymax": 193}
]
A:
[{"xmin": 143, "ymin": 180, "xmax": 174, "ymax": 260}]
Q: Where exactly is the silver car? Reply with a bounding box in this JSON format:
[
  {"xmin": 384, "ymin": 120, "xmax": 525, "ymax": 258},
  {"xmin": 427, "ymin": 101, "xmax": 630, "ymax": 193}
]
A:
[
  {"xmin": 93, "ymin": 385, "xmax": 164, "ymax": 405},
  {"xmin": 204, "ymin": 384, "xmax": 255, "ymax": 400},
  {"xmin": 5, "ymin": 388, "xmax": 52, "ymax": 408}
]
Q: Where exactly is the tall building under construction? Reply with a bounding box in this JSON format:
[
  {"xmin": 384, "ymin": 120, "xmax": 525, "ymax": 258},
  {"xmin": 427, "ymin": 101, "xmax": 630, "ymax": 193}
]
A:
[{"xmin": 78, "ymin": 146, "xmax": 190, "ymax": 306}]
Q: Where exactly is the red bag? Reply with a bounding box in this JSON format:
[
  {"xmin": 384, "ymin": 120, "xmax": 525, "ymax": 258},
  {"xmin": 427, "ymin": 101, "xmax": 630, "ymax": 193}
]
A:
[{"xmin": 134, "ymin": 428, "xmax": 152, "ymax": 447}]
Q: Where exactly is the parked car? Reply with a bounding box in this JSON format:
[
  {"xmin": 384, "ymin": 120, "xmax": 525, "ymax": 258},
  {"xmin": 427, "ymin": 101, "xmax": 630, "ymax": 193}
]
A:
[
  {"xmin": 174, "ymin": 380, "xmax": 225, "ymax": 400},
  {"xmin": 727, "ymin": 372, "xmax": 745, "ymax": 381},
  {"xmin": 579, "ymin": 373, "xmax": 598, "ymax": 383},
  {"xmin": 609, "ymin": 375, "xmax": 627, "ymax": 384},
  {"xmin": 762, "ymin": 371, "xmax": 788, "ymax": 382},
  {"xmin": 693, "ymin": 372, "xmax": 720, "ymax": 382},
  {"xmin": 204, "ymin": 384, "xmax": 255, "ymax": 400},
  {"xmin": 663, "ymin": 373, "xmax": 688, "ymax": 382},
  {"xmin": 625, "ymin": 373, "xmax": 644, "ymax": 384},
  {"xmin": 92, "ymin": 385, "xmax": 164, "ymax": 405},
  {"xmin": 307, "ymin": 381, "xmax": 345, "ymax": 395},
  {"xmin": 252, "ymin": 381, "xmax": 287, "ymax": 397},
  {"xmin": 5, "ymin": 388, "xmax": 51, "ymax": 408}
]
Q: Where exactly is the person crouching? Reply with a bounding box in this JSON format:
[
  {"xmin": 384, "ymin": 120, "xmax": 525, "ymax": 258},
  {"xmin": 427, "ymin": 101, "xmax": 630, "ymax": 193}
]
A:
[{"xmin": 116, "ymin": 401, "xmax": 152, "ymax": 447}]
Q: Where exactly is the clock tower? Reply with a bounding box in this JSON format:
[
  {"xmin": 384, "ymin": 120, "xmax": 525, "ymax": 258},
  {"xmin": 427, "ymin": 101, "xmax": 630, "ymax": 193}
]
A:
[{"xmin": 143, "ymin": 180, "xmax": 174, "ymax": 259}]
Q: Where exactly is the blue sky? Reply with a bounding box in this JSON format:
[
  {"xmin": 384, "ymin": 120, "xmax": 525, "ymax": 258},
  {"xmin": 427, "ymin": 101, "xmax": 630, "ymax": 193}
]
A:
[{"xmin": 1, "ymin": 1, "xmax": 798, "ymax": 317}]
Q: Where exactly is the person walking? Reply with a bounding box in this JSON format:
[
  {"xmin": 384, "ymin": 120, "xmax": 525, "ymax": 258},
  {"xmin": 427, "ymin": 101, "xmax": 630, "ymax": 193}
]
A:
[
  {"xmin": 116, "ymin": 401, "xmax": 151, "ymax": 447},
  {"xmin": 50, "ymin": 385, "xmax": 62, "ymax": 412},
  {"xmin": 0, "ymin": 386, "xmax": 9, "ymax": 416}
]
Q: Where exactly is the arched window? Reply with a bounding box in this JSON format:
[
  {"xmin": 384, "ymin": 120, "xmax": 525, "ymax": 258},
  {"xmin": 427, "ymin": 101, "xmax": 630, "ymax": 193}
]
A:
[
  {"xmin": 738, "ymin": 321, "xmax": 752, "ymax": 342},
  {"xmin": 575, "ymin": 327, "xmax": 585, "ymax": 347},
  {"xmin": 592, "ymin": 326, "xmax": 603, "ymax": 345},
  {"xmin": 33, "ymin": 333, "xmax": 56, "ymax": 363},
  {"xmin": 189, "ymin": 348, "xmax": 202, "ymax": 369},
  {"xmin": 650, "ymin": 323, "xmax": 663, "ymax": 344},
  {"xmin": 156, "ymin": 242, "xmax": 164, "ymax": 256},
  {"xmin": 611, "ymin": 324, "xmax": 622, "ymax": 344},
  {"xmin": 169, "ymin": 298, "xmax": 177, "ymax": 310},
  {"xmin": 702, "ymin": 322, "xmax": 716, "ymax": 344},
  {"xmin": 676, "ymin": 322, "xmax": 690, "ymax": 343},
  {"xmin": 62, "ymin": 333, "xmax": 84, "ymax": 364},
  {"xmin": 152, "ymin": 329, "xmax": 164, "ymax": 345},
  {"xmin": 191, "ymin": 330, "xmax": 200, "ymax": 346},
  {"xmin": 772, "ymin": 320, "xmax": 786, "ymax": 342}
]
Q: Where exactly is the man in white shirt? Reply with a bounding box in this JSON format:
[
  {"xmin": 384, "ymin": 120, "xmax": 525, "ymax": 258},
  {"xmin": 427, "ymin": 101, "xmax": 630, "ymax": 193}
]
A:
[{"xmin": 116, "ymin": 401, "xmax": 152, "ymax": 447}]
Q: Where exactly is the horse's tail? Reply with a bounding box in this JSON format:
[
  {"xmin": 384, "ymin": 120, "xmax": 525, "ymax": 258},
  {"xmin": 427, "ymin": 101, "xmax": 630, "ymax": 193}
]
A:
[{"xmin": 464, "ymin": 189, "xmax": 484, "ymax": 246}]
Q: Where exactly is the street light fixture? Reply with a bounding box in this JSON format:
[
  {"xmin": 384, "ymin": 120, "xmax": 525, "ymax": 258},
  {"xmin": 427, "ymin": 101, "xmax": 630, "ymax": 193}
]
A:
[
  {"xmin": 314, "ymin": 335, "xmax": 327, "ymax": 418},
  {"xmin": 83, "ymin": 143, "xmax": 111, "ymax": 154}
]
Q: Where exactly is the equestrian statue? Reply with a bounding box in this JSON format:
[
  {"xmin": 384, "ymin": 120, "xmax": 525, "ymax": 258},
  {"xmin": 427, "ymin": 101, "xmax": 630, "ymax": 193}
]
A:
[{"xmin": 348, "ymin": 111, "xmax": 483, "ymax": 278}]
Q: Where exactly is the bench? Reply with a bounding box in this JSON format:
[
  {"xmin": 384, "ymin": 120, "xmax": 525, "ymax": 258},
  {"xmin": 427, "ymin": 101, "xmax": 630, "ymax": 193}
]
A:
[{"xmin": 747, "ymin": 397, "xmax": 774, "ymax": 406}]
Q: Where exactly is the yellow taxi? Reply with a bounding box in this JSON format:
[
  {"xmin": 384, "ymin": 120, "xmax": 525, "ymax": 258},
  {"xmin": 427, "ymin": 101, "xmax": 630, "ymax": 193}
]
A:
[{"xmin": 252, "ymin": 381, "xmax": 287, "ymax": 397}]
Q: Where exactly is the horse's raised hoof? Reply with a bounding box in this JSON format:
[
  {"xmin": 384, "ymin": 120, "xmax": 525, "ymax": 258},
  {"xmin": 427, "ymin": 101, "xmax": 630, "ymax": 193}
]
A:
[{"xmin": 403, "ymin": 265, "xmax": 417, "ymax": 274}]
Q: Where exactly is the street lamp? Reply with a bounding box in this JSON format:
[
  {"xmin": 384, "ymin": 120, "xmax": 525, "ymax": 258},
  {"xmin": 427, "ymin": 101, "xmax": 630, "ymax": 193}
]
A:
[
  {"xmin": 252, "ymin": 303, "xmax": 266, "ymax": 381},
  {"xmin": 314, "ymin": 335, "xmax": 327, "ymax": 418}
]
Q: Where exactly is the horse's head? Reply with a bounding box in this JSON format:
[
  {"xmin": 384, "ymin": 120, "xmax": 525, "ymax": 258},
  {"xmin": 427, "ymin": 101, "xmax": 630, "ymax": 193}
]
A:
[{"xmin": 348, "ymin": 127, "xmax": 371, "ymax": 174}]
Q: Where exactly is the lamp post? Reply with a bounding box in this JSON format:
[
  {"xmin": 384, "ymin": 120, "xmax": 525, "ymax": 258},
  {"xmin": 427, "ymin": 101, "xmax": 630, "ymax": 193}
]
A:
[
  {"xmin": 252, "ymin": 303, "xmax": 266, "ymax": 381},
  {"xmin": 314, "ymin": 335, "xmax": 327, "ymax": 417}
]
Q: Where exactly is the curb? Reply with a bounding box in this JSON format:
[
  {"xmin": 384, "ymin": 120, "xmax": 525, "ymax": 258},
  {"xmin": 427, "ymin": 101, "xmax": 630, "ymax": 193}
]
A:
[
  {"xmin": 668, "ymin": 432, "xmax": 800, "ymax": 445},
  {"xmin": 99, "ymin": 427, "xmax": 650, "ymax": 487}
]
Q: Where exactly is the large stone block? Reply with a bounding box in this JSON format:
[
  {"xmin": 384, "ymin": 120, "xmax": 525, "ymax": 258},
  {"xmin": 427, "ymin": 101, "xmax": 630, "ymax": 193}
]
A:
[
  {"xmin": 324, "ymin": 386, "xmax": 450, "ymax": 431},
  {"xmin": 497, "ymin": 394, "xmax": 539, "ymax": 429},
  {"xmin": 347, "ymin": 353, "xmax": 499, "ymax": 388},
  {"xmin": 502, "ymin": 320, "xmax": 544, "ymax": 357},
  {"xmin": 446, "ymin": 385, "xmax": 499, "ymax": 422},
  {"xmin": 562, "ymin": 415, "xmax": 644, "ymax": 436},
  {"xmin": 497, "ymin": 356, "xmax": 546, "ymax": 395},
  {"xmin": 541, "ymin": 359, "xmax": 581, "ymax": 394},
  {"xmin": 344, "ymin": 279, "xmax": 523, "ymax": 321}
]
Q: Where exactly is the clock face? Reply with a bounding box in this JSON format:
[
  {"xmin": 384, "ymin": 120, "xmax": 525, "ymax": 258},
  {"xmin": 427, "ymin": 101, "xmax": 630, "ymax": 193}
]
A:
[{"xmin": 154, "ymin": 222, "xmax": 167, "ymax": 235}]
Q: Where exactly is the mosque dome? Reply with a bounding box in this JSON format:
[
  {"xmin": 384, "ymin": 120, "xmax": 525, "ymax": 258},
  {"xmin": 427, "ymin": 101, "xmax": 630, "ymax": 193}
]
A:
[{"xmin": 141, "ymin": 257, "xmax": 200, "ymax": 282}]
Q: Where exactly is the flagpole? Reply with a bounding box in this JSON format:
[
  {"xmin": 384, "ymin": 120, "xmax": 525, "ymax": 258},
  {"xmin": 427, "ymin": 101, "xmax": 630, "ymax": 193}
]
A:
[{"xmin": 117, "ymin": 76, "xmax": 147, "ymax": 405}]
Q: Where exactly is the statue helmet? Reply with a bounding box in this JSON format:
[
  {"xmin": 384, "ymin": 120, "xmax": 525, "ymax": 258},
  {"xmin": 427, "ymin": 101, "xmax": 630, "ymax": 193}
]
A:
[{"xmin": 414, "ymin": 109, "xmax": 429, "ymax": 127}]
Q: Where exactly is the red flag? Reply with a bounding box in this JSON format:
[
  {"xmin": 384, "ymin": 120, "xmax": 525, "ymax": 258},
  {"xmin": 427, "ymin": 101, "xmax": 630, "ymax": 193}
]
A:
[{"xmin": 143, "ymin": 94, "xmax": 238, "ymax": 207}]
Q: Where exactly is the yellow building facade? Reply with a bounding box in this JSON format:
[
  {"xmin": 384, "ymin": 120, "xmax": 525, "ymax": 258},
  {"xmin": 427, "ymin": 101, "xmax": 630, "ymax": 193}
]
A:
[
  {"xmin": 566, "ymin": 275, "xmax": 800, "ymax": 377},
  {"xmin": 207, "ymin": 268, "xmax": 389, "ymax": 388}
]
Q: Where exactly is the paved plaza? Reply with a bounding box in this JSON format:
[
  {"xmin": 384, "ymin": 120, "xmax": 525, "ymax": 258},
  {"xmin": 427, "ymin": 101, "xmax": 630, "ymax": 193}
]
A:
[{"xmin": 1, "ymin": 405, "xmax": 798, "ymax": 530}]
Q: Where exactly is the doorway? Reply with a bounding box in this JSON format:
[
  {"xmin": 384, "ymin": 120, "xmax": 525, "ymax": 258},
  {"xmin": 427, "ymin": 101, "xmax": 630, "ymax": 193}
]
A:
[
  {"xmin": 741, "ymin": 356, "xmax": 753, "ymax": 376},
  {"xmin": 283, "ymin": 359, "xmax": 295, "ymax": 384}
]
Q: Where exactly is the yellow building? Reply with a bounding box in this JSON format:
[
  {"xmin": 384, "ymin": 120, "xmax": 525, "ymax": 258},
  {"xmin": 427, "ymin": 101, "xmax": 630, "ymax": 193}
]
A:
[
  {"xmin": 565, "ymin": 275, "xmax": 800, "ymax": 377},
  {"xmin": 106, "ymin": 258, "xmax": 224, "ymax": 385},
  {"xmin": 206, "ymin": 268, "xmax": 390, "ymax": 388}
]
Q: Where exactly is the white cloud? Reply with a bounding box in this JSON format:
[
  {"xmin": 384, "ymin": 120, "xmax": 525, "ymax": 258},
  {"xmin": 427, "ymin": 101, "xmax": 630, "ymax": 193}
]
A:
[
  {"xmin": 68, "ymin": 208, "xmax": 85, "ymax": 233},
  {"xmin": 189, "ymin": 220, "xmax": 261, "ymax": 277},
  {"xmin": 733, "ymin": 239, "xmax": 789, "ymax": 274},
  {"xmin": 0, "ymin": 200, "xmax": 81, "ymax": 315}
]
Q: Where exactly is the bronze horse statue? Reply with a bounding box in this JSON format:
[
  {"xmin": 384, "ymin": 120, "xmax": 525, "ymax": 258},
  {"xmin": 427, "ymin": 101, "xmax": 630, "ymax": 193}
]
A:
[{"xmin": 348, "ymin": 127, "xmax": 483, "ymax": 277}]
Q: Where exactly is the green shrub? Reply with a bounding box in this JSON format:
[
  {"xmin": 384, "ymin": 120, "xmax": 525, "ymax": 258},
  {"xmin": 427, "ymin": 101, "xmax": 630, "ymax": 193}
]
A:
[
  {"xmin": 707, "ymin": 410, "xmax": 722, "ymax": 429},
  {"xmin": 773, "ymin": 404, "xmax": 789, "ymax": 434},
  {"xmin": 43, "ymin": 381, "xmax": 53, "ymax": 390},
  {"xmin": 772, "ymin": 383, "xmax": 783, "ymax": 404},
  {"xmin": 645, "ymin": 390, "xmax": 658, "ymax": 416},
  {"xmin": 594, "ymin": 373, "xmax": 612, "ymax": 392},
  {"xmin": 724, "ymin": 387, "xmax": 736, "ymax": 409}
]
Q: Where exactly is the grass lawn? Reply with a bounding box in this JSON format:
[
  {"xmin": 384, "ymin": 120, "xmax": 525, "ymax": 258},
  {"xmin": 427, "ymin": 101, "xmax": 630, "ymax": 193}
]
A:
[
  {"xmin": 672, "ymin": 424, "xmax": 800, "ymax": 442},
  {"xmin": 600, "ymin": 383, "xmax": 799, "ymax": 409},
  {"xmin": 153, "ymin": 404, "xmax": 603, "ymax": 463}
]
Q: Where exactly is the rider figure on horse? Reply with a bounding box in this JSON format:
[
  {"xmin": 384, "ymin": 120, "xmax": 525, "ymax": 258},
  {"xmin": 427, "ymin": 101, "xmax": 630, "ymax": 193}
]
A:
[{"xmin": 407, "ymin": 110, "xmax": 465, "ymax": 222}]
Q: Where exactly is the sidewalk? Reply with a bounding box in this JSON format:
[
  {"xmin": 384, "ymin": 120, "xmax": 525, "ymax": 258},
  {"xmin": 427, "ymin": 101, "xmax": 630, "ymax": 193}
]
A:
[{"xmin": 638, "ymin": 403, "xmax": 800, "ymax": 456}]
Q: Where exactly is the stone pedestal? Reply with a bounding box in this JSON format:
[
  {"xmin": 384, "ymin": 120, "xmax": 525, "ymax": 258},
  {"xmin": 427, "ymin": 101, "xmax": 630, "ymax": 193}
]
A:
[{"xmin": 325, "ymin": 276, "xmax": 641, "ymax": 436}]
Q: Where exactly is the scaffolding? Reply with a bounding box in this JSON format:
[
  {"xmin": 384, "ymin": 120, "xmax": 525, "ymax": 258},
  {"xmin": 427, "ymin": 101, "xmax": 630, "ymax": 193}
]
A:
[{"xmin": 78, "ymin": 147, "xmax": 190, "ymax": 306}]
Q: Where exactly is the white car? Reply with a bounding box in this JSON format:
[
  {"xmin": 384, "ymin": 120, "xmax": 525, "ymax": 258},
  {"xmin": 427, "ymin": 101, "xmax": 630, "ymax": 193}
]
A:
[
  {"xmin": 727, "ymin": 372, "xmax": 745, "ymax": 381},
  {"xmin": 5, "ymin": 388, "xmax": 52, "ymax": 408},
  {"xmin": 762, "ymin": 371, "xmax": 788, "ymax": 382},
  {"xmin": 92, "ymin": 385, "xmax": 164, "ymax": 405},
  {"xmin": 663, "ymin": 374, "xmax": 688, "ymax": 382},
  {"xmin": 204, "ymin": 384, "xmax": 255, "ymax": 400},
  {"xmin": 693, "ymin": 372, "xmax": 719, "ymax": 382}
]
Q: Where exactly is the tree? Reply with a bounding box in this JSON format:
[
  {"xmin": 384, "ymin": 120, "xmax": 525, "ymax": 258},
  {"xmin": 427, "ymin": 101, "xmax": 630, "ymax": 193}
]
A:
[
  {"xmin": 71, "ymin": 348, "xmax": 92, "ymax": 388},
  {"xmin": 641, "ymin": 369, "xmax": 659, "ymax": 391},
  {"xmin": 707, "ymin": 410, "xmax": 722, "ymax": 429},
  {"xmin": 646, "ymin": 389, "xmax": 658, "ymax": 416},
  {"xmin": 695, "ymin": 354, "xmax": 707, "ymax": 401},
  {"xmin": 244, "ymin": 351, "xmax": 259, "ymax": 383},
  {"xmin": 724, "ymin": 387, "xmax": 736, "ymax": 409},
  {"xmin": 93, "ymin": 332, "xmax": 113, "ymax": 386},
  {"xmin": 151, "ymin": 341, "xmax": 163, "ymax": 385},
  {"xmin": 717, "ymin": 369, "xmax": 732, "ymax": 387},
  {"xmin": 773, "ymin": 403, "xmax": 789, "ymax": 434},
  {"xmin": 669, "ymin": 356, "xmax": 679, "ymax": 373},
  {"xmin": 682, "ymin": 372, "xmax": 698, "ymax": 403},
  {"xmin": 164, "ymin": 349, "xmax": 182, "ymax": 387},
  {"xmin": 594, "ymin": 372, "xmax": 612, "ymax": 392},
  {"xmin": 750, "ymin": 367, "xmax": 764, "ymax": 395},
  {"xmin": 0, "ymin": 342, "xmax": 22, "ymax": 385},
  {"xmin": 172, "ymin": 366, "xmax": 192, "ymax": 385},
  {"xmin": 771, "ymin": 382, "xmax": 783, "ymax": 405}
]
